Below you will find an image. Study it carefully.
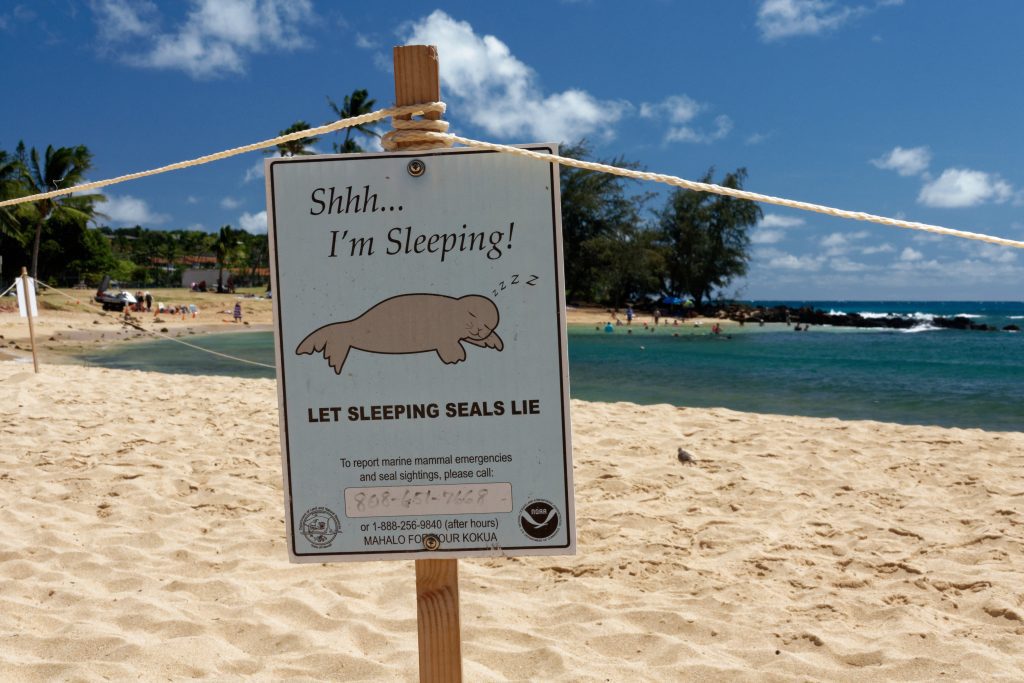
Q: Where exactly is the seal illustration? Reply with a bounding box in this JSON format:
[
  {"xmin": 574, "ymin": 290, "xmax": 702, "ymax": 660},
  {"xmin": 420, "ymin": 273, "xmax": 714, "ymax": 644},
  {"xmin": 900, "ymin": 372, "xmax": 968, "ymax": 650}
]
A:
[{"xmin": 296, "ymin": 293, "xmax": 503, "ymax": 373}]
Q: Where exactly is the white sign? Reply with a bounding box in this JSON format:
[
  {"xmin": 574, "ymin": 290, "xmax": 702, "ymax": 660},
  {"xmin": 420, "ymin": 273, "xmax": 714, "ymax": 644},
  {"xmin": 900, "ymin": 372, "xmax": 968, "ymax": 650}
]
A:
[
  {"xmin": 15, "ymin": 276, "xmax": 38, "ymax": 318},
  {"xmin": 266, "ymin": 146, "xmax": 575, "ymax": 562}
]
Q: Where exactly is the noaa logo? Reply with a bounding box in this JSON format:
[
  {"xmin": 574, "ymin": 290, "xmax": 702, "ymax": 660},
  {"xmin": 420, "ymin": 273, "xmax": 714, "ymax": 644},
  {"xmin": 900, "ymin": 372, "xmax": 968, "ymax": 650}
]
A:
[
  {"xmin": 518, "ymin": 499, "xmax": 560, "ymax": 541},
  {"xmin": 299, "ymin": 507, "xmax": 340, "ymax": 548}
]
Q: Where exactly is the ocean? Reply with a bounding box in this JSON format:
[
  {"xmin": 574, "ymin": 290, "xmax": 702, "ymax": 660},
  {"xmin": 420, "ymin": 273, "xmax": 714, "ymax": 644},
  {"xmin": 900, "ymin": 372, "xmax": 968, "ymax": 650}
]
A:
[{"xmin": 76, "ymin": 301, "xmax": 1024, "ymax": 431}]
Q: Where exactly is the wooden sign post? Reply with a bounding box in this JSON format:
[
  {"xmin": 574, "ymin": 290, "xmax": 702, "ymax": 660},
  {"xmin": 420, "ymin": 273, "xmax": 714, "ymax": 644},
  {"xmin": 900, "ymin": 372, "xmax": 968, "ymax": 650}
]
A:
[
  {"xmin": 19, "ymin": 266, "xmax": 39, "ymax": 373},
  {"xmin": 393, "ymin": 44, "xmax": 464, "ymax": 683},
  {"xmin": 266, "ymin": 43, "xmax": 573, "ymax": 683}
]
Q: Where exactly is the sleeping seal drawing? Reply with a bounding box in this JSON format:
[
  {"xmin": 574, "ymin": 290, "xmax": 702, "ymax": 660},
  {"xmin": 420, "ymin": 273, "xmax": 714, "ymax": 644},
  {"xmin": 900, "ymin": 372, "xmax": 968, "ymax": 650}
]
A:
[{"xmin": 296, "ymin": 293, "xmax": 503, "ymax": 373}]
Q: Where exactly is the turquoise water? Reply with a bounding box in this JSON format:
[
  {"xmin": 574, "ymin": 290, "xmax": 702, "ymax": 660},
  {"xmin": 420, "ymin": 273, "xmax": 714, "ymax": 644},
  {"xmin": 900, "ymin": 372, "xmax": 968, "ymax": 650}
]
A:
[{"xmin": 77, "ymin": 301, "xmax": 1024, "ymax": 431}]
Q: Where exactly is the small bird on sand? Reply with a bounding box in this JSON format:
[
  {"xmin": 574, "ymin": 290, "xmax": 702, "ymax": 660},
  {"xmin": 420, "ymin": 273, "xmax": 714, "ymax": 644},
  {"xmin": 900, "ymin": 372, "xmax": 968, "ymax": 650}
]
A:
[{"xmin": 677, "ymin": 448, "xmax": 694, "ymax": 464}]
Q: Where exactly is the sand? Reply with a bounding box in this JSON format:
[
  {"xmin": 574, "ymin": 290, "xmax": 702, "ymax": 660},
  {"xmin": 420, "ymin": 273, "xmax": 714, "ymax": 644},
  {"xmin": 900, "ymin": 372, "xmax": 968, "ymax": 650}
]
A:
[{"xmin": 2, "ymin": 357, "xmax": 1023, "ymax": 681}]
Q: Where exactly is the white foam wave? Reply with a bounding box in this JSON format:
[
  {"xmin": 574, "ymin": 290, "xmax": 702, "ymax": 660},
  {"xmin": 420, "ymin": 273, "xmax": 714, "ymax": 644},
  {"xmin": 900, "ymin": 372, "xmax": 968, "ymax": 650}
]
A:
[
  {"xmin": 954, "ymin": 313, "xmax": 981, "ymax": 319},
  {"xmin": 900, "ymin": 324, "xmax": 941, "ymax": 333}
]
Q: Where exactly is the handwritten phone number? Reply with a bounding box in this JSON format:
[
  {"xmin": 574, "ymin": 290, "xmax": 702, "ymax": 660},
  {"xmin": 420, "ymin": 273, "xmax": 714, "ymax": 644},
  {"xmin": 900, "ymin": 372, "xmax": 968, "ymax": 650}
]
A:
[{"xmin": 344, "ymin": 483, "xmax": 513, "ymax": 518}]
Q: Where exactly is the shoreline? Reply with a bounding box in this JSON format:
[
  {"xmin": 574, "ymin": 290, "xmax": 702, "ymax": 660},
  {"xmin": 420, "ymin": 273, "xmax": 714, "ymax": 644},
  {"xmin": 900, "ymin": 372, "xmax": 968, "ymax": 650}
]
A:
[{"xmin": 0, "ymin": 292, "xmax": 724, "ymax": 364}]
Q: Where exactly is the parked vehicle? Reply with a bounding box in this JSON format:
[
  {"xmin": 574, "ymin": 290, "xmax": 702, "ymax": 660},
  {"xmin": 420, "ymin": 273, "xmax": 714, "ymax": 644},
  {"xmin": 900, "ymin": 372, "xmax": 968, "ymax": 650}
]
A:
[{"xmin": 94, "ymin": 275, "xmax": 137, "ymax": 312}]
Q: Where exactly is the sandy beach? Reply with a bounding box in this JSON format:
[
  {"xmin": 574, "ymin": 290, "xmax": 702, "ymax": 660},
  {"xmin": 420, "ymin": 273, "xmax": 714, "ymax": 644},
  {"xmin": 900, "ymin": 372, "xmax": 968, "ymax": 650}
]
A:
[{"xmin": 2, "ymin": 355, "xmax": 1022, "ymax": 681}]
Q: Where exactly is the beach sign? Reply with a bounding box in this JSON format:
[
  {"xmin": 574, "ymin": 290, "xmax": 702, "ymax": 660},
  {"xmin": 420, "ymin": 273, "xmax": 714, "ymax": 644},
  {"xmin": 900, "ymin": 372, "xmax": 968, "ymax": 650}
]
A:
[
  {"xmin": 266, "ymin": 146, "xmax": 575, "ymax": 562},
  {"xmin": 15, "ymin": 273, "xmax": 38, "ymax": 318}
]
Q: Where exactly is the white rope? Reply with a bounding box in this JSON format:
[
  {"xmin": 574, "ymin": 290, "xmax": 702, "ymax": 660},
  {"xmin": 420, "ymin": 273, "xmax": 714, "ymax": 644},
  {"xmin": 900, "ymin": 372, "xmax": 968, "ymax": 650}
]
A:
[
  {"xmin": 120, "ymin": 319, "xmax": 277, "ymax": 370},
  {"xmin": 33, "ymin": 280, "xmax": 276, "ymax": 370},
  {"xmin": 0, "ymin": 280, "xmax": 15, "ymax": 299},
  {"xmin": 0, "ymin": 102, "xmax": 447, "ymax": 208},
  {"xmin": 397, "ymin": 130, "xmax": 1024, "ymax": 250},
  {"xmin": 2, "ymin": 100, "xmax": 1021, "ymax": 249}
]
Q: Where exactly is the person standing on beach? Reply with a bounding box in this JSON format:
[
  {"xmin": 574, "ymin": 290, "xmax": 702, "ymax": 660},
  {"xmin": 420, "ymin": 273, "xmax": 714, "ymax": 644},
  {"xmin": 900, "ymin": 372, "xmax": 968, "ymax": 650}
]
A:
[
  {"xmin": 626, "ymin": 306, "xmax": 634, "ymax": 325},
  {"xmin": 233, "ymin": 302, "xmax": 242, "ymax": 323}
]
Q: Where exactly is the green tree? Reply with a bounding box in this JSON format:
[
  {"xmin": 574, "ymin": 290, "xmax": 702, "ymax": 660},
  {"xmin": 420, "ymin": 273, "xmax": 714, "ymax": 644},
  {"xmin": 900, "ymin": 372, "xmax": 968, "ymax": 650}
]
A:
[
  {"xmin": 0, "ymin": 149, "xmax": 26, "ymax": 245},
  {"xmin": 272, "ymin": 121, "xmax": 319, "ymax": 157},
  {"xmin": 559, "ymin": 140, "xmax": 651, "ymax": 303},
  {"xmin": 20, "ymin": 143, "xmax": 103, "ymax": 279},
  {"xmin": 327, "ymin": 89, "xmax": 380, "ymax": 153},
  {"xmin": 591, "ymin": 224, "xmax": 666, "ymax": 307},
  {"xmin": 659, "ymin": 168, "xmax": 762, "ymax": 308},
  {"xmin": 213, "ymin": 224, "xmax": 240, "ymax": 291},
  {"xmin": 37, "ymin": 215, "xmax": 118, "ymax": 285}
]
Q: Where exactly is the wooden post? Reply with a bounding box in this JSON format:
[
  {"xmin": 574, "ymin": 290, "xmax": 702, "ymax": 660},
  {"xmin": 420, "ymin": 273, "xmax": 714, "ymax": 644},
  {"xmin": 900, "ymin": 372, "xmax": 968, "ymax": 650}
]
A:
[
  {"xmin": 20, "ymin": 267, "xmax": 39, "ymax": 373},
  {"xmin": 393, "ymin": 44, "xmax": 463, "ymax": 683}
]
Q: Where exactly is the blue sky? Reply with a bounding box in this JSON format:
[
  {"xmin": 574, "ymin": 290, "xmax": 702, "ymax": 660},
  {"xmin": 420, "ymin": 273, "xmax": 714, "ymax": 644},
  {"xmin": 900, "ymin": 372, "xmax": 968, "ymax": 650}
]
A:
[{"xmin": 2, "ymin": 0, "xmax": 1022, "ymax": 300}]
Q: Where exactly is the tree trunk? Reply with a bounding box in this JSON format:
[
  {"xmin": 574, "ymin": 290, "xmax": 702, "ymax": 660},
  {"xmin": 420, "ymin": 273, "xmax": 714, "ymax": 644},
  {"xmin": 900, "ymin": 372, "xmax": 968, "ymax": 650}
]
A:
[{"xmin": 31, "ymin": 218, "xmax": 43, "ymax": 280}]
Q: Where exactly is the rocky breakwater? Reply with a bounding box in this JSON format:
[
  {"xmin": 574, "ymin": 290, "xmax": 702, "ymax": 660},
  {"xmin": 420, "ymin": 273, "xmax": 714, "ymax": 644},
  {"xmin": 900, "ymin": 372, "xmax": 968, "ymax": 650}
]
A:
[{"xmin": 721, "ymin": 305, "xmax": 1001, "ymax": 331}]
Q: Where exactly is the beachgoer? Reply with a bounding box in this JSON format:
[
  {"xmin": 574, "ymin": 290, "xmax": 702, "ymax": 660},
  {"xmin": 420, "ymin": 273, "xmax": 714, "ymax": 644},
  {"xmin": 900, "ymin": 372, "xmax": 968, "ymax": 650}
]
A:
[
  {"xmin": 604, "ymin": 323, "xmax": 614, "ymax": 334},
  {"xmin": 233, "ymin": 302, "xmax": 242, "ymax": 323},
  {"xmin": 145, "ymin": 292, "xmax": 152, "ymax": 312},
  {"xmin": 653, "ymin": 308, "xmax": 661, "ymax": 326},
  {"xmin": 626, "ymin": 306, "xmax": 634, "ymax": 325}
]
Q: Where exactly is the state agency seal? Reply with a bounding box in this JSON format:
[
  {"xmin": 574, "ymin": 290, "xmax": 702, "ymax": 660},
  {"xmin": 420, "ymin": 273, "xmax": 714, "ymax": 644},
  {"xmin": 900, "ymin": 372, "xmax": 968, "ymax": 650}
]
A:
[{"xmin": 300, "ymin": 507, "xmax": 340, "ymax": 548}]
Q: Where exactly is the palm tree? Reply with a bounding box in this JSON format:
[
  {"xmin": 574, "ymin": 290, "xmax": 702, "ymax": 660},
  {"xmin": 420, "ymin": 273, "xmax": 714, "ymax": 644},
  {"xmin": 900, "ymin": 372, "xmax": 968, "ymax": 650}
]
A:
[
  {"xmin": 0, "ymin": 149, "xmax": 25, "ymax": 243},
  {"xmin": 327, "ymin": 89, "xmax": 380, "ymax": 153},
  {"xmin": 214, "ymin": 225, "xmax": 239, "ymax": 292},
  {"xmin": 271, "ymin": 121, "xmax": 319, "ymax": 157},
  {"xmin": 20, "ymin": 143, "xmax": 103, "ymax": 279}
]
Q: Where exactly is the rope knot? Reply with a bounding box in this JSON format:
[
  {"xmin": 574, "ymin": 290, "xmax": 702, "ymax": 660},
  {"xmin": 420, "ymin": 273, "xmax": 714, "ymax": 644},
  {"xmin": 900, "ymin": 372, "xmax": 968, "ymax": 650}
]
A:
[{"xmin": 381, "ymin": 101, "xmax": 452, "ymax": 151}]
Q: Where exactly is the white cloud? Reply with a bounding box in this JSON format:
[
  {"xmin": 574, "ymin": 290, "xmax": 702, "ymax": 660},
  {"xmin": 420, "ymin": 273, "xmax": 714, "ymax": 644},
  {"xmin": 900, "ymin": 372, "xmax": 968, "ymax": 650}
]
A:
[
  {"xmin": 830, "ymin": 257, "xmax": 869, "ymax": 272},
  {"xmin": 220, "ymin": 196, "xmax": 241, "ymax": 209},
  {"xmin": 239, "ymin": 210, "xmax": 267, "ymax": 234},
  {"xmin": 186, "ymin": 195, "xmax": 199, "ymax": 204},
  {"xmin": 640, "ymin": 95, "xmax": 732, "ymax": 144},
  {"xmin": 745, "ymin": 131, "xmax": 772, "ymax": 145},
  {"xmin": 757, "ymin": 0, "xmax": 901, "ymax": 41},
  {"xmin": 822, "ymin": 230, "xmax": 870, "ymax": 256},
  {"xmin": 871, "ymin": 145, "xmax": 930, "ymax": 176},
  {"xmin": 640, "ymin": 95, "xmax": 701, "ymax": 124},
  {"xmin": 821, "ymin": 232, "xmax": 848, "ymax": 248},
  {"xmin": 98, "ymin": 194, "xmax": 170, "ymax": 226},
  {"xmin": 766, "ymin": 251, "xmax": 824, "ymax": 271},
  {"xmin": 971, "ymin": 243, "xmax": 1017, "ymax": 264},
  {"xmin": 354, "ymin": 33, "xmax": 377, "ymax": 49},
  {"xmin": 861, "ymin": 243, "xmax": 894, "ymax": 254},
  {"xmin": 665, "ymin": 114, "xmax": 733, "ymax": 144},
  {"xmin": 760, "ymin": 213, "xmax": 805, "ymax": 228},
  {"xmin": 243, "ymin": 159, "xmax": 265, "ymax": 183},
  {"xmin": 900, "ymin": 247, "xmax": 923, "ymax": 261},
  {"xmin": 751, "ymin": 229, "xmax": 785, "ymax": 244},
  {"xmin": 402, "ymin": 10, "xmax": 627, "ymax": 142},
  {"xmin": 918, "ymin": 168, "xmax": 1013, "ymax": 208},
  {"xmin": 91, "ymin": 0, "xmax": 157, "ymax": 42},
  {"xmin": 757, "ymin": 0, "xmax": 861, "ymax": 41},
  {"xmin": 93, "ymin": 0, "xmax": 316, "ymax": 79},
  {"xmin": 752, "ymin": 214, "xmax": 801, "ymax": 245}
]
